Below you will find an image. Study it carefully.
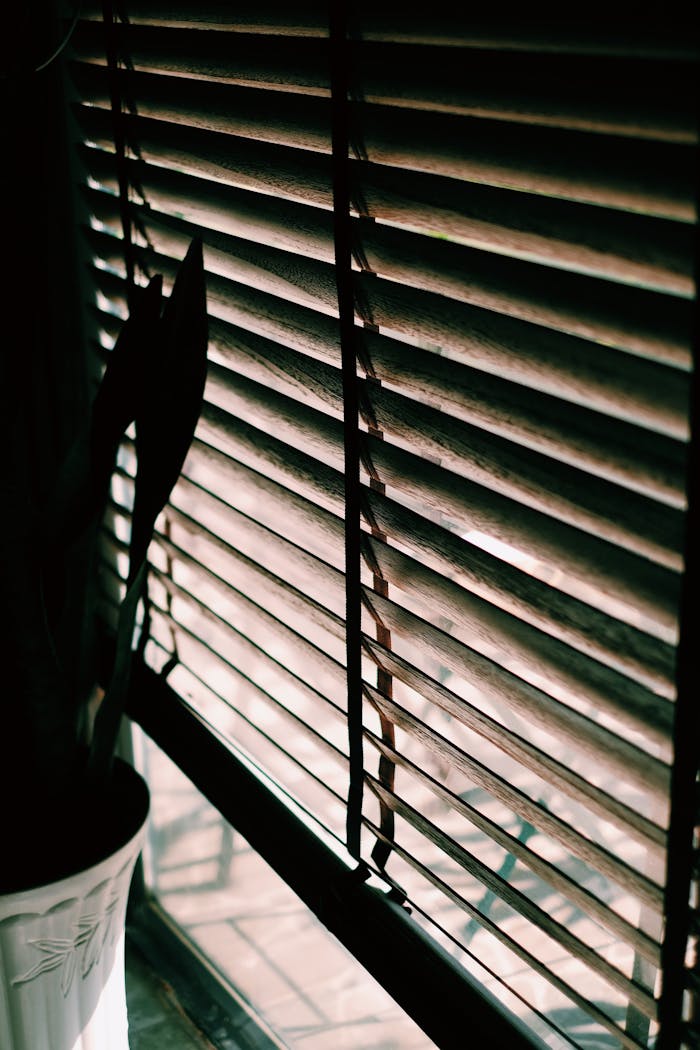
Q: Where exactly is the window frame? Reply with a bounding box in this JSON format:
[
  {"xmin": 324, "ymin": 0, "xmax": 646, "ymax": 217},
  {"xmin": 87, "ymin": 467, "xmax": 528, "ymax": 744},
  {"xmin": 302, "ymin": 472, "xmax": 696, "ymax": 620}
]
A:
[{"xmin": 116, "ymin": 652, "xmax": 547, "ymax": 1050}]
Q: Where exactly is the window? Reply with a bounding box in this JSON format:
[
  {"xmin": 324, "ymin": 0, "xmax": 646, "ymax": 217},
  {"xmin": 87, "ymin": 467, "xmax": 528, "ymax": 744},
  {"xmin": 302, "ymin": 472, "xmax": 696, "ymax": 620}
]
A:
[{"xmin": 69, "ymin": 7, "xmax": 699, "ymax": 1049}]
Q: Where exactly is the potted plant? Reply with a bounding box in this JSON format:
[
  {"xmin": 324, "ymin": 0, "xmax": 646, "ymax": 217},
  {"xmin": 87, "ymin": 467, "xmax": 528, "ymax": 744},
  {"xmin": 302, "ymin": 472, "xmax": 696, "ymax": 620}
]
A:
[{"xmin": 0, "ymin": 236, "xmax": 208, "ymax": 1050}]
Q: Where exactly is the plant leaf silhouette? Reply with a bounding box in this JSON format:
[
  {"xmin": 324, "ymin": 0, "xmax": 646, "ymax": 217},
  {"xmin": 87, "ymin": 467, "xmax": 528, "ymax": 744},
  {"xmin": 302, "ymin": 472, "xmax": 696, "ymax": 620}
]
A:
[
  {"xmin": 88, "ymin": 238, "xmax": 208, "ymax": 785},
  {"xmin": 45, "ymin": 275, "xmax": 163, "ymax": 553},
  {"xmin": 131, "ymin": 237, "xmax": 208, "ymax": 576}
]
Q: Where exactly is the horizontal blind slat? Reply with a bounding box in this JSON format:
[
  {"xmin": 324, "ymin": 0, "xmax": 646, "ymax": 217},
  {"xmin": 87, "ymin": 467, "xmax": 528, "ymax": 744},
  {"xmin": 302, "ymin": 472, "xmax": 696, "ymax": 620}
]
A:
[
  {"xmin": 157, "ymin": 508, "xmax": 346, "ymax": 677},
  {"xmin": 363, "ymin": 636, "xmax": 666, "ymax": 851},
  {"xmin": 83, "ymin": 164, "xmax": 694, "ymax": 366},
  {"xmin": 109, "ymin": 470, "xmax": 348, "ymax": 649},
  {"xmin": 102, "ymin": 519, "xmax": 346, "ymax": 690},
  {"xmin": 366, "ymin": 777, "xmax": 657, "ymax": 1017},
  {"xmin": 363, "ymin": 688, "xmax": 663, "ymax": 909},
  {"xmin": 86, "ymin": 220, "xmax": 689, "ymax": 440},
  {"xmin": 363, "ymin": 729, "xmax": 661, "ymax": 964},
  {"xmin": 100, "ymin": 316, "xmax": 678, "ymax": 739},
  {"xmin": 77, "ymin": 106, "xmax": 694, "ymax": 296},
  {"xmin": 100, "ymin": 565, "xmax": 352, "ymax": 834},
  {"xmin": 87, "ymin": 228, "xmax": 688, "ymax": 516},
  {"xmin": 99, "ymin": 563, "xmax": 348, "ymax": 780},
  {"xmin": 192, "ymin": 323, "xmax": 684, "ymax": 588},
  {"xmin": 194, "ymin": 373, "xmax": 675, "ymax": 743},
  {"xmin": 365, "ymin": 821, "xmax": 648, "ymax": 1050},
  {"xmin": 71, "ymin": 63, "xmax": 696, "ymax": 219},
  {"xmin": 79, "ymin": 5, "xmax": 700, "ymax": 59},
  {"xmin": 182, "ymin": 440, "xmax": 345, "ymax": 570},
  {"xmin": 73, "ymin": 18, "xmax": 699, "ymax": 142},
  {"xmin": 362, "ymin": 485, "xmax": 675, "ymax": 691},
  {"xmin": 360, "ymin": 432, "xmax": 679, "ymax": 637},
  {"xmin": 85, "ymin": 230, "xmax": 687, "ymax": 554},
  {"xmin": 194, "ymin": 364, "xmax": 678, "ymax": 679},
  {"xmin": 116, "ymin": 424, "xmax": 673, "ymax": 830},
  {"xmin": 73, "ymin": 20, "xmax": 332, "ymax": 94},
  {"xmin": 365, "ymin": 589, "xmax": 670, "ymax": 845},
  {"xmin": 190, "ymin": 307, "xmax": 686, "ymax": 571},
  {"xmin": 349, "ymin": 41, "xmax": 697, "ymax": 141},
  {"xmin": 362, "ymin": 537, "xmax": 674, "ymax": 772},
  {"xmin": 356, "ymin": 103, "xmax": 697, "ymax": 222},
  {"xmin": 137, "ymin": 611, "xmax": 350, "ymax": 836},
  {"xmin": 182, "ymin": 394, "xmax": 680, "ymax": 697}
]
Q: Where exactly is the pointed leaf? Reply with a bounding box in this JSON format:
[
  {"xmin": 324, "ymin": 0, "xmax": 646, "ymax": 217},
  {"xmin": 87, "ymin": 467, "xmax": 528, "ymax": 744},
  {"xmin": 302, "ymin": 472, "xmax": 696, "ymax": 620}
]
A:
[
  {"xmin": 130, "ymin": 237, "xmax": 208, "ymax": 578},
  {"xmin": 88, "ymin": 239, "xmax": 208, "ymax": 785},
  {"xmin": 31, "ymin": 938, "xmax": 73, "ymax": 952},
  {"xmin": 89, "ymin": 274, "xmax": 163, "ymax": 520},
  {"xmin": 75, "ymin": 912, "xmax": 101, "ymax": 932},
  {"xmin": 45, "ymin": 275, "xmax": 162, "ymax": 549},
  {"xmin": 79, "ymin": 902, "xmax": 115, "ymax": 976},
  {"xmin": 60, "ymin": 949, "xmax": 77, "ymax": 997},
  {"xmin": 87, "ymin": 560, "xmax": 147, "ymax": 783},
  {"xmin": 13, "ymin": 952, "xmax": 65, "ymax": 986},
  {"xmin": 81, "ymin": 925, "xmax": 101, "ymax": 977}
]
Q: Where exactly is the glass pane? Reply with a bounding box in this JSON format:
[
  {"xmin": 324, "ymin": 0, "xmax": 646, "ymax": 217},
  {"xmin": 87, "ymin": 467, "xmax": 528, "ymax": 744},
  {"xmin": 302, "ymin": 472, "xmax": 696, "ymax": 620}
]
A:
[{"xmin": 132, "ymin": 727, "xmax": 433, "ymax": 1050}]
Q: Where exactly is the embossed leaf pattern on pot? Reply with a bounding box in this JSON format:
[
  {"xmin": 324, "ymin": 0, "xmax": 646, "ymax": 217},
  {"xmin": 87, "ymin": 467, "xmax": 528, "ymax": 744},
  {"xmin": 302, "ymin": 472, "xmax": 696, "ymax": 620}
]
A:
[{"xmin": 12, "ymin": 896, "xmax": 119, "ymax": 997}]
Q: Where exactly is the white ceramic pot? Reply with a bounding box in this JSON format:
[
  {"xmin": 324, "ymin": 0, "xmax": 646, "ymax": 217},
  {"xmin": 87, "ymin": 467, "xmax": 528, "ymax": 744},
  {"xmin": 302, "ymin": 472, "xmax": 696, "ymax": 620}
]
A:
[{"xmin": 0, "ymin": 764, "xmax": 149, "ymax": 1050}]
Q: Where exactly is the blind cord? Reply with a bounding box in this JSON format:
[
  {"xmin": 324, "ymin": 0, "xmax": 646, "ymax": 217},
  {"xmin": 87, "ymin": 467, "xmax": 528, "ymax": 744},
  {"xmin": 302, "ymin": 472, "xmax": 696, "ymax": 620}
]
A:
[
  {"xmin": 329, "ymin": 2, "xmax": 364, "ymax": 862},
  {"xmin": 102, "ymin": 0, "xmax": 135, "ymax": 300}
]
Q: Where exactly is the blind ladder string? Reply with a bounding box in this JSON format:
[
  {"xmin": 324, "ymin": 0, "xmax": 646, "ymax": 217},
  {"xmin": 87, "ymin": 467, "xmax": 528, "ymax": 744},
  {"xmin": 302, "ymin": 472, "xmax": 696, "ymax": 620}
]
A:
[{"xmin": 330, "ymin": 1, "xmax": 365, "ymax": 861}]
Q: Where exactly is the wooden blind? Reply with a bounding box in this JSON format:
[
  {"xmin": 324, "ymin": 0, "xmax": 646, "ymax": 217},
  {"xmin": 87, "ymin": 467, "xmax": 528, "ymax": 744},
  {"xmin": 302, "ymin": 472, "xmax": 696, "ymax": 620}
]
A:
[{"xmin": 69, "ymin": 7, "xmax": 699, "ymax": 1048}]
